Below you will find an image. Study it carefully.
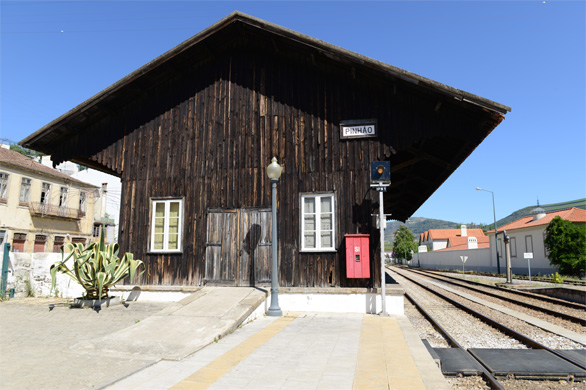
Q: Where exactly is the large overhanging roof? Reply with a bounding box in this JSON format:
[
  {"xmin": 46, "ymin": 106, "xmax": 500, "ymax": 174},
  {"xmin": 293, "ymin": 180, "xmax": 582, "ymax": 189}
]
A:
[{"xmin": 20, "ymin": 11, "xmax": 511, "ymax": 221}]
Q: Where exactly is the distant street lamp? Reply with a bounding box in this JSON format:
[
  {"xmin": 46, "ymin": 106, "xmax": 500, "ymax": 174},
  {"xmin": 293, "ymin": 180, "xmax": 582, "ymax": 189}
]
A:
[
  {"xmin": 266, "ymin": 157, "xmax": 283, "ymax": 316},
  {"xmin": 476, "ymin": 187, "xmax": 501, "ymax": 274}
]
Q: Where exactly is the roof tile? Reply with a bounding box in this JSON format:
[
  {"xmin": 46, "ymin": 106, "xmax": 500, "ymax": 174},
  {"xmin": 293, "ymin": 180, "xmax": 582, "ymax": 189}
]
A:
[
  {"xmin": 491, "ymin": 207, "xmax": 586, "ymax": 233},
  {"xmin": 0, "ymin": 147, "xmax": 97, "ymax": 188}
]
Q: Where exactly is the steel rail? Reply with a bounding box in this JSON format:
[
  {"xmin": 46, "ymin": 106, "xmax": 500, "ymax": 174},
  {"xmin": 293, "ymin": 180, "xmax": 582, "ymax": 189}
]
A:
[
  {"xmin": 415, "ymin": 268, "xmax": 586, "ymax": 311},
  {"xmin": 407, "ymin": 268, "xmax": 586, "ymax": 325},
  {"xmin": 404, "ymin": 291, "xmax": 505, "ymax": 390},
  {"xmin": 394, "ymin": 268, "xmax": 586, "ymax": 371}
]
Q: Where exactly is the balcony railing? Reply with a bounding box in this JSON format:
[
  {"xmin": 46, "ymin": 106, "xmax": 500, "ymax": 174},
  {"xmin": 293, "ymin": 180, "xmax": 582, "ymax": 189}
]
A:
[{"xmin": 29, "ymin": 202, "xmax": 86, "ymax": 220}]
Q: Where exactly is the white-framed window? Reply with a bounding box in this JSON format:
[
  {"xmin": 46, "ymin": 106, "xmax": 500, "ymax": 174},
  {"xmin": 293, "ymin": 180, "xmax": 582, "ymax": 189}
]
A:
[
  {"xmin": 0, "ymin": 172, "xmax": 9, "ymax": 202},
  {"xmin": 93, "ymin": 224, "xmax": 101, "ymax": 238},
  {"xmin": 59, "ymin": 186, "xmax": 68, "ymax": 207},
  {"xmin": 300, "ymin": 193, "xmax": 335, "ymax": 252},
  {"xmin": 150, "ymin": 198, "xmax": 183, "ymax": 253},
  {"xmin": 40, "ymin": 182, "xmax": 51, "ymax": 204},
  {"xmin": 79, "ymin": 191, "xmax": 87, "ymax": 212},
  {"xmin": 20, "ymin": 178, "xmax": 31, "ymax": 204}
]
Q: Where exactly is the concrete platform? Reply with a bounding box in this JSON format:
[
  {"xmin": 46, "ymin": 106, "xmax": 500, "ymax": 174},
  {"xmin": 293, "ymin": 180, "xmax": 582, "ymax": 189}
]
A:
[
  {"xmin": 0, "ymin": 286, "xmax": 447, "ymax": 390},
  {"xmin": 105, "ymin": 312, "xmax": 449, "ymax": 390},
  {"xmin": 511, "ymin": 285, "xmax": 586, "ymax": 305},
  {"xmin": 74, "ymin": 287, "xmax": 268, "ymax": 361}
]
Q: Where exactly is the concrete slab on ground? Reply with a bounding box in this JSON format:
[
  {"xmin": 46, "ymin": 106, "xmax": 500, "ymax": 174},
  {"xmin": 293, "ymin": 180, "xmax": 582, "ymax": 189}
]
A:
[
  {"xmin": 558, "ymin": 349, "xmax": 586, "ymax": 367},
  {"xmin": 73, "ymin": 287, "xmax": 267, "ymax": 361},
  {"xmin": 468, "ymin": 349, "xmax": 586, "ymax": 378},
  {"xmin": 432, "ymin": 348, "xmax": 485, "ymax": 376}
]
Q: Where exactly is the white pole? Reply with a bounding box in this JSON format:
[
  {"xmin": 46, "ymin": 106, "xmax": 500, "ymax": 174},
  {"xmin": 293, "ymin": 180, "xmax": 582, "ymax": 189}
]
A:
[{"xmin": 379, "ymin": 189, "xmax": 386, "ymax": 316}]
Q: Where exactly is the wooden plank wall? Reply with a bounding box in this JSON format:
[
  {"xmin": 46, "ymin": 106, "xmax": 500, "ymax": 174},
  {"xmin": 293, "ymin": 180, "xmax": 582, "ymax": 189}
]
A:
[{"xmin": 88, "ymin": 46, "xmax": 415, "ymax": 288}]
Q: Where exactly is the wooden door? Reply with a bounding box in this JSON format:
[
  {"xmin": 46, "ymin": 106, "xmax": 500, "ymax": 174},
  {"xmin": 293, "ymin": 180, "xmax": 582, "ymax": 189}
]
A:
[
  {"xmin": 205, "ymin": 208, "xmax": 272, "ymax": 286},
  {"xmin": 239, "ymin": 209, "xmax": 272, "ymax": 285}
]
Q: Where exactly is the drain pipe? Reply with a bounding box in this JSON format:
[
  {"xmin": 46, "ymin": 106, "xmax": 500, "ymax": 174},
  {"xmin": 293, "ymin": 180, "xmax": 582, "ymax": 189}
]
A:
[{"xmin": 1, "ymin": 243, "xmax": 12, "ymax": 299}]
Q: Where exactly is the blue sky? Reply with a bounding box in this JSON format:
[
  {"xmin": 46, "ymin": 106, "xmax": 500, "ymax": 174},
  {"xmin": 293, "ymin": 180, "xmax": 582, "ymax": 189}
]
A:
[{"xmin": 1, "ymin": 1, "xmax": 585, "ymax": 225}]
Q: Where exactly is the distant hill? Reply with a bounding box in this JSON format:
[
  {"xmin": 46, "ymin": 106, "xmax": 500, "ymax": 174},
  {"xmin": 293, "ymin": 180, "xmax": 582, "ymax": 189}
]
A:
[
  {"xmin": 385, "ymin": 217, "xmax": 462, "ymax": 242},
  {"xmin": 385, "ymin": 198, "xmax": 586, "ymax": 243}
]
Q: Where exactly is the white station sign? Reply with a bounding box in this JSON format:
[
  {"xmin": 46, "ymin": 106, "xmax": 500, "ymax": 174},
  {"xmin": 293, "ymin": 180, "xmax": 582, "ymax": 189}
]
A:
[{"xmin": 340, "ymin": 119, "xmax": 377, "ymax": 139}]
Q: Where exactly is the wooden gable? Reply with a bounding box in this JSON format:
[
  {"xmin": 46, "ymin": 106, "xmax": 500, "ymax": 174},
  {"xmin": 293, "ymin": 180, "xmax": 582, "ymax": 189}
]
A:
[{"xmin": 20, "ymin": 12, "xmax": 510, "ymax": 287}]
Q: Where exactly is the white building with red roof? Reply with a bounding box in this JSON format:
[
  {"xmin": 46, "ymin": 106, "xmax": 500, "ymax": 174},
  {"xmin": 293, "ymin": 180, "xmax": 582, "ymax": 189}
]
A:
[
  {"xmin": 416, "ymin": 206, "xmax": 585, "ymax": 275},
  {"xmin": 419, "ymin": 225, "xmax": 489, "ymax": 251},
  {"xmin": 486, "ymin": 206, "xmax": 586, "ymax": 275},
  {"xmin": 0, "ymin": 145, "xmax": 99, "ymax": 253}
]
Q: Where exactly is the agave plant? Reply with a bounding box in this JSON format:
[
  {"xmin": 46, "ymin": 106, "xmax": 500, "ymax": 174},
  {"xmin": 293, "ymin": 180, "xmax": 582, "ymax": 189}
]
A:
[{"xmin": 50, "ymin": 229, "xmax": 144, "ymax": 300}]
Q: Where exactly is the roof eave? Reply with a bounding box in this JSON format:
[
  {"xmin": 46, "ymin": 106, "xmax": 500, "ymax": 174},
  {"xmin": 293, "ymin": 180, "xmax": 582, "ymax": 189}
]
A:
[
  {"xmin": 20, "ymin": 11, "xmax": 510, "ymax": 150},
  {"xmin": 0, "ymin": 159, "xmax": 98, "ymax": 188}
]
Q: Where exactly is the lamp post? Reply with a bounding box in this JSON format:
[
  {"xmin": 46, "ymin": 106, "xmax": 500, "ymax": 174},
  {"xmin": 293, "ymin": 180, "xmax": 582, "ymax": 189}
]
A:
[
  {"xmin": 476, "ymin": 187, "xmax": 500, "ymax": 274},
  {"xmin": 266, "ymin": 157, "xmax": 283, "ymax": 317}
]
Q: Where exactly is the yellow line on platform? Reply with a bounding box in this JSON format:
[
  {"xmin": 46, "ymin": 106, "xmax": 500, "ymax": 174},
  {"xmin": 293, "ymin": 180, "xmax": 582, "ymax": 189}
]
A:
[
  {"xmin": 171, "ymin": 313, "xmax": 298, "ymax": 390},
  {"xmin": 354, "ymin": 315, "xmax": 425, "ymax": 390}
]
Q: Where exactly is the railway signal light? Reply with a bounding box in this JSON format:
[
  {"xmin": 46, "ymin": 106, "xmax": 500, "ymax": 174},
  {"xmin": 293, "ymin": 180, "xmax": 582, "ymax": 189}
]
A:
[{"xmin": 370, "ymin": 161, "xmax": 390, "ymax": 184}]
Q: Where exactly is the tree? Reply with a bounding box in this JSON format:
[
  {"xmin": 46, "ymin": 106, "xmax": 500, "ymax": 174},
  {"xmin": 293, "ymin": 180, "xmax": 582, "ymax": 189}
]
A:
[
  {"xmin": 392, "ymin": 225, "xmax": 418, "ymax": 262},
  {"xmin": 9, "ymin": 144, "xmax": 44, "ymax": 158},
  {"xmin": 544, "ymin": 216, "xmax": 586, "ymax": 276}
]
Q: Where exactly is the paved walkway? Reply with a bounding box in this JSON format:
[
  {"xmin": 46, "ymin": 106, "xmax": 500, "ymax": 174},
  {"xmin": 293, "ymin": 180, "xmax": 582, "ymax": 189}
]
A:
[
  {"xmin": 107, "ymin": 312, "xmax": 447, "ymax": 390},
  {"xmin": 0, "ymin": 298, "xmax": 168, "ymax": 390},
  {"xmin": 0, "ymin": 290, "xmax": 449, "ymax": 390}
]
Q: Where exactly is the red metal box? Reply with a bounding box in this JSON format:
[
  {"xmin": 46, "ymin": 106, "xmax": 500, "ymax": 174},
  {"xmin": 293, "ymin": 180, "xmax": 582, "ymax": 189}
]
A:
[{"xmin": 345, "ymin": 234, "xmax": 370, "ymax": 278}]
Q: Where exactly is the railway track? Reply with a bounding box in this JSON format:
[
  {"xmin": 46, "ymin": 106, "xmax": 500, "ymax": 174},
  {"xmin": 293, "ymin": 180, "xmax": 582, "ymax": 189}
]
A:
[
  {"xmin": 431, "ymin": 270, "xmax": 586, "ymax": 287},
  {"xmin": 389, "ymin": 266, "xmax": 586, "ymax": 389},
  {"xmin": 415, "ymin": 268, "xmax": 585, "ymax": 309},
  {"xmin": 408, "ymin": 268, "xmax": 585, "ymax": 326}
]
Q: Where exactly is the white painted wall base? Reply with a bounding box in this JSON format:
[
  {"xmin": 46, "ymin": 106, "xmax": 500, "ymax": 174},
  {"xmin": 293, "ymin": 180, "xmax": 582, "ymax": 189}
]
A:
[
  {"xmin": 3, "ymin": 252, "xmax": 85, "ymax": 298},
  {"xmin": 112, "ymin": 287, "xmax": 405, "ymax": 315},
  {"xmin": 276, "ymin": 292, "xmax": 404, "ymax": 315},
  {"xmin": 3, "ymin": 252, "xmax": 406, "ymax": 316}
]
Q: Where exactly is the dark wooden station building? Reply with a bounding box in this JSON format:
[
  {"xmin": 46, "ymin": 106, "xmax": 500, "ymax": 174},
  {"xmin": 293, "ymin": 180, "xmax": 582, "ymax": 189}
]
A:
[{"xmin": 21, "ymin": 12, "xmax": 510, "ymax": 289}]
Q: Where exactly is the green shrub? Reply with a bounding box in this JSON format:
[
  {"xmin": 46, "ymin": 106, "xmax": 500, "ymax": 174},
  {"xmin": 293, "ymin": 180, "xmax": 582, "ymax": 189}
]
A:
[
  {"xmin": 50, "ymin": 229, "xmax": 144, "ymax": 299},
  {"xmin": 544, "ymin": 216, "xmax": 586, "ymax": 276},
  {"xmin": 551, "ymin": 272, "xmax": 565, "ymax": 284}
]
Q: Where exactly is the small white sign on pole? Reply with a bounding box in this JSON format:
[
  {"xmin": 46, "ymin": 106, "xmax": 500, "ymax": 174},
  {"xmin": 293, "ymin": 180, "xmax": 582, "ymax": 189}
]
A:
[{"xmin": 460, "ymin": 256, "xmax": 468, "ymax": 272}]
